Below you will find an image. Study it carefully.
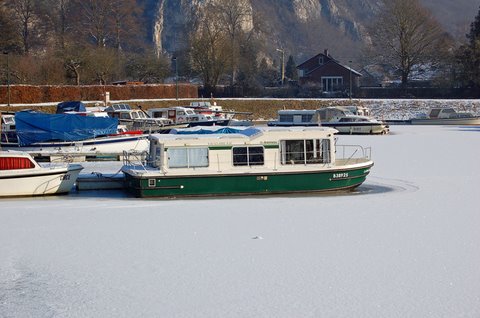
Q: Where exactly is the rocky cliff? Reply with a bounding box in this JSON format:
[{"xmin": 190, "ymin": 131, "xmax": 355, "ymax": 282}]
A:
[{"xmin": 145, "ymin": 0, "xmax": 478, "ymax": 61}]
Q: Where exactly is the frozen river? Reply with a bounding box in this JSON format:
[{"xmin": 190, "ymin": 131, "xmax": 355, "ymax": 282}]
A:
[{"xmin": 1, "ymin": 125, "xmax": 480, "ymax": 317}]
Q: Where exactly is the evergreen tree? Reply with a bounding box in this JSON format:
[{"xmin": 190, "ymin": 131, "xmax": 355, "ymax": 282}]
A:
[
  {"xmin": 456, "ymin": 6, "xmax": 480, "ymax": 89},
  {"xmin": 285, "ymin": 55, "xmax": 298, "ymax": 81},
  {"xmin": 467, "ymin": 6, "xmax": 480, "ymax": 45}
]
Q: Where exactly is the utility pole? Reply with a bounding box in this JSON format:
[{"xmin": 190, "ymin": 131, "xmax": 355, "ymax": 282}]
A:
[
  {"xmin": 3, "ymin": 52, "xmax": 11, "ymax": 108},
  {"xmin": 349, "ymin": 60, "xmax": 352, "ymax": 100},
  {"xmin": 173, "ymin": 57, "xmax": 178, "ymax": 100},
  {"xmin": 276, "ymin": 48, "xmax": 285, "ymax": 86}
]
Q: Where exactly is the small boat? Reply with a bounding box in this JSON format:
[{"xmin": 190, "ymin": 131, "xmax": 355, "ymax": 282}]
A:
[
  {"xmin": 147, "ymin": 106, "xmax": 230, "ymax": 127},
  {"xmin": 0, "ymin": 151, "xmax": 83, "ymax": 197},
  {"xmin": 189, "ymin": 101, "xmax": 253, "ymax": 126},
  {"xmin": 316, "ymin": 107, "xmax": 389, "ymax": 134},
  {"xmin": 410, "ymin": 107, "xmax": 480, "ymax": 125},
  {"xmin": 121, "ymin": 126, "xmax": 374, "ymax": 198},
  {"xmin": 1, "ymin": 111, "xmax": 150, "ymax": 156},
  {"xmin": 105, "ymin": 103, "xmax": 184, "ymax": 132},
  {"xmin": 268, "ymin": 107, "xmax": 389, "ymax": 134}
]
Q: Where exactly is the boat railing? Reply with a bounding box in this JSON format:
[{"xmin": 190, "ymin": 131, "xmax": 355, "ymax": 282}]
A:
[
  {"xmin": 123, "ymin": 150, "xmax": 148, "ymax": 167},
  {"xmin": 336, "ymin": 145, "xmax": 371, "ymax": 164}
]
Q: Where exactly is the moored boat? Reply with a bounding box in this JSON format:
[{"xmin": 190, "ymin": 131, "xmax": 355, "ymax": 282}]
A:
[
  {"xmin": 316, "ymin": 107, "xmax": 389, "ymax": 134},
  {"xmin": 0, "ymin": 151, "xmax": 83, "ymax": 197},
  {"xmin": 1, "ymin": 111, "xmax": 150, "ymax": 157},
  {"xmin": 268, "ymin": 107, "xmax": 389, "ymax": 134},
  {"xmin": 121, "ymin": 126, "xmax": 374, "ymax": 198},
  {"xmin": 410, "ymin": 107, "xmax": 480, "ymax": 125},
  {"xmin": 147, "ymin": 106, "xmax": 230, "ymax": 127}
]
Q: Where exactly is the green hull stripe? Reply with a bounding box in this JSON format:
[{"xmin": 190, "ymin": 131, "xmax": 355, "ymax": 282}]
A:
[{"xmin": 125, "ymin": 164, "xmax": 372, "ymax": 198}]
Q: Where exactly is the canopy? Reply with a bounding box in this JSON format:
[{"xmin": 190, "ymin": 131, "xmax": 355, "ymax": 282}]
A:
[
  {"xmin": 15, "ymin": 111, "xmax": 118, "ymax": 146},
  {"xmin": 56, "ymin": 101, "xmax": 87, "ymax": 114},
  {"xmin": 170, "ymin": 126, "xmax": 261, "ymax": 136}
]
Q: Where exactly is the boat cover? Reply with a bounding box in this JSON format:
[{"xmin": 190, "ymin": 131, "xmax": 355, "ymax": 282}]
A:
[
  {"xmin": 170, "ymin": 126, "xmax": 261, "ymax": 136},
  {"xmin": 15, "ymin": 111, "xmax": 118, "ymax": 146},
  {"xmin": 56, "ymin": 101, "xmax": 87, "ymax": 114}
]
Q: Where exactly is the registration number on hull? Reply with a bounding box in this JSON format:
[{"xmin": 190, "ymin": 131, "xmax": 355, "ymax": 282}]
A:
[{"xmin": 332, "ymin": 172, "xmax": 349, "ymax": 179}]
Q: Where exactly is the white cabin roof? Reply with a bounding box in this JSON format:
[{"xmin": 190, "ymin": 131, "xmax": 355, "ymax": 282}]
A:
[{"xmin": 149, "ymin": 126, "xmax": 337, "ymax": 146}]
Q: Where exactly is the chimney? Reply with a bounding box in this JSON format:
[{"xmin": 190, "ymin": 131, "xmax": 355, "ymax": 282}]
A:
[{"xmin": 324, "ymin": 49, "xmax": 329, "ymax": 56}]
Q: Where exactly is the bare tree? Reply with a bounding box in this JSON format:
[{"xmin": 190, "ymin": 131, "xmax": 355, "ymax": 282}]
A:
[
  {"xmin": 71, "ymin": 0, "xmax": 112, "ymax": 47},
  {"xmin": 85, "ymin": 47, "xmax": 117, "ymax": 84},
  {"xmin": 214, "ymin": 0, "xmax": 253, "ymax": 87},
  {"xmin": 0, "ymin": 5, "xmax": 19, "ymax": 52},
  {"xmin": 368, "ymin": 0, "xmax": 447, "ymax": 87},
  {"xmin": 110, "ymin": 0, "xmax": 144, "ymax": 52},
  {"xmin": 41, "ymin": 0, "xmax": 72, "ymax": 50},
  {"xmin": 7, "ymin": 0, "xmax": 36, "ymax": 54},
  {"xmin": 189, "ymin": 3, "xmax": 230, "ymax": 92}
]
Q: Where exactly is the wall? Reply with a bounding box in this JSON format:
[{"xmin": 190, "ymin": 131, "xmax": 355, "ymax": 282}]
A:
[{"xmin": 0, "ymin": 84, "xmax": 198, "ymax": 105}]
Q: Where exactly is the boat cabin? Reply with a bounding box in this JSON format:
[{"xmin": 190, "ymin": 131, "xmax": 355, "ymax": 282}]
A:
[
  {"xmin": 144, "ymin": 127, "xmax": 337, "ymax": 172},
  {"xmin": 0, "ymin": 151, "xmax": 37, "ymax": 170},
  {"xmin": 147, "ymin": 107, "xmax": 216, "ymax": 125},
  {"xmin": 1, "ymin": 114, "xmax": 15, "ymax": 132},
  {"xmin": 106, "ymin": 105, "xmax": 172, "ymax": 129},
  {"xmin": 343, "ymin": 106, "xmax": 370, "ymax": 117},
  {"xmin": 428, "ymin": 108, "xmax": 474, "ymax": 119},
  {"xmin": 268, "ymin": 109, "xmax": 320, "ymax": 126}
]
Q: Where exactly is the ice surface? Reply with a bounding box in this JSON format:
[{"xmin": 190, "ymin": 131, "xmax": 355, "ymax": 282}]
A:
[{"xmin": 1, "ymin": 125, "xmax": 480, "ymax": 317}]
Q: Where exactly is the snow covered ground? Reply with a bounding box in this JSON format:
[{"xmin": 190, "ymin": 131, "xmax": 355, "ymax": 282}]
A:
[{"xmin": 1, "ymin": 125, "xmax": 480, "ymax": 318}]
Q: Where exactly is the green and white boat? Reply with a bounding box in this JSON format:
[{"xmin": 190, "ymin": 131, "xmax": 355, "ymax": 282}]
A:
[{"xmin": 121, "ymin": 126, "xmax": 374, "ymax": 198}]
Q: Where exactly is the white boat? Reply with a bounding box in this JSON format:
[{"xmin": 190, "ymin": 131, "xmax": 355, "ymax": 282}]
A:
[
  {"xmin": 189, "ymin": 101, "xmax": 253, "ymax": 126},
  {"xmin": 1, "ymin": 111, "xmax": 150, "ymax": 157},
  {"xmin": 0, "ymin": 151, "xmax": 83, "ymax": 197},
  {"xmin": 105, "ymin": 103, "xmax": 183, "ymax": 131},
  {"xmin": 317, "ymin": 107, "xmax": 389, "ymax": 134},
  {"xmin": 1, "ymin": 133, "xmax": 150, "ymax": 157},
  {"xmin": 268, "ymin": 107, "xmax": 389, "ymax": 134},
  {"xmin": 410, "ymin": 108, "xmax": 480, "ymax": 125},
  {"xmin": 121, "ymin": 126, "xmax": 374, "ymax": 197},
  {"xmin": 147, "ymin": 106, "xmax": 230, "ymax": 127}
]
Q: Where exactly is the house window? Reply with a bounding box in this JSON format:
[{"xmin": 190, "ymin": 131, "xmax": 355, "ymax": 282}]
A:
[
  {"xmin": 167, "ymin": 147, "xmax": 209, "ymax": 168},
  {"xmin": 319, "ymin": 56, "xmax": 324, "ymax": 65},
  {"xmin": 280, "ymin": 139, "xmax": 331, "ymax": 165},
  {"xmin": 232, "ymin": 146, "xmax": 264, "ymax": 166},
  {"xmin": 321, "ymin": 76, "xmax": 343, "ymax": 92}
]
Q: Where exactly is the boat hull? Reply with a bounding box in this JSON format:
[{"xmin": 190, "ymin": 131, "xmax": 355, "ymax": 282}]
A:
[
  {"xmin": 410, "ymin": 117, "xmax": 480, "ymax": 125},
  {"xmin": 0, "ymin": 165, "xmax": 83, "ymax": 197},
  {"xmin": 124, "ymin": 163, "xmax": 373, "ymax": 198},
  {"xmin": 321, "ymin": 123, "xmax": 389, "ymax": 134},
  {"xmin": 1, "ymin": 135, "xmax": 149, "ymax": 155}
]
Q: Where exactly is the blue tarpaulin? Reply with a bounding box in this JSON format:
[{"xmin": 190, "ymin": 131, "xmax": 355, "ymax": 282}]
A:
[
  {"xmin": 56, "ymin": 101, "xmax": 87, "ymax": 114},
  {"xmin": 15, "ymin": 111, "xmax": 118, "ymax": 146},
  {"xmin": 170, "ymin": 126, "xmax": 261, "ymax": 136}
]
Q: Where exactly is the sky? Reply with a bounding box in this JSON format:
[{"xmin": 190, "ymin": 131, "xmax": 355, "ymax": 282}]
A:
[{"xmin": 1, "ymin": 124, "xmax": 480, "ymax": 317}]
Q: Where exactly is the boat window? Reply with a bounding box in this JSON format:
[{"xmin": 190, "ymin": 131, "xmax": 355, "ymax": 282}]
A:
[
  {"xmin": 232, "ymin": 146, "xmax": 264, "ymax": 166},
  {"xmin": 0, "ymin": 157, "xmax": 35, "ymax": 170},
  {"xmin": 279, "ymin": 114, "xmax": 293, "ymax": 122},
  {"xmin": 280, "ymin": 139, "xmax": 331, "ymax": 165},
  {"xmin": 302, "ymin": 114, "xmax": 313, "ymax": 122},
  {"xmin": 167, "ymin": 147, "xmax": 209, "ymax": 168},
  {"xmin": 429, "ymin": 109, "xmax": 441, "ymax": 118}
]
